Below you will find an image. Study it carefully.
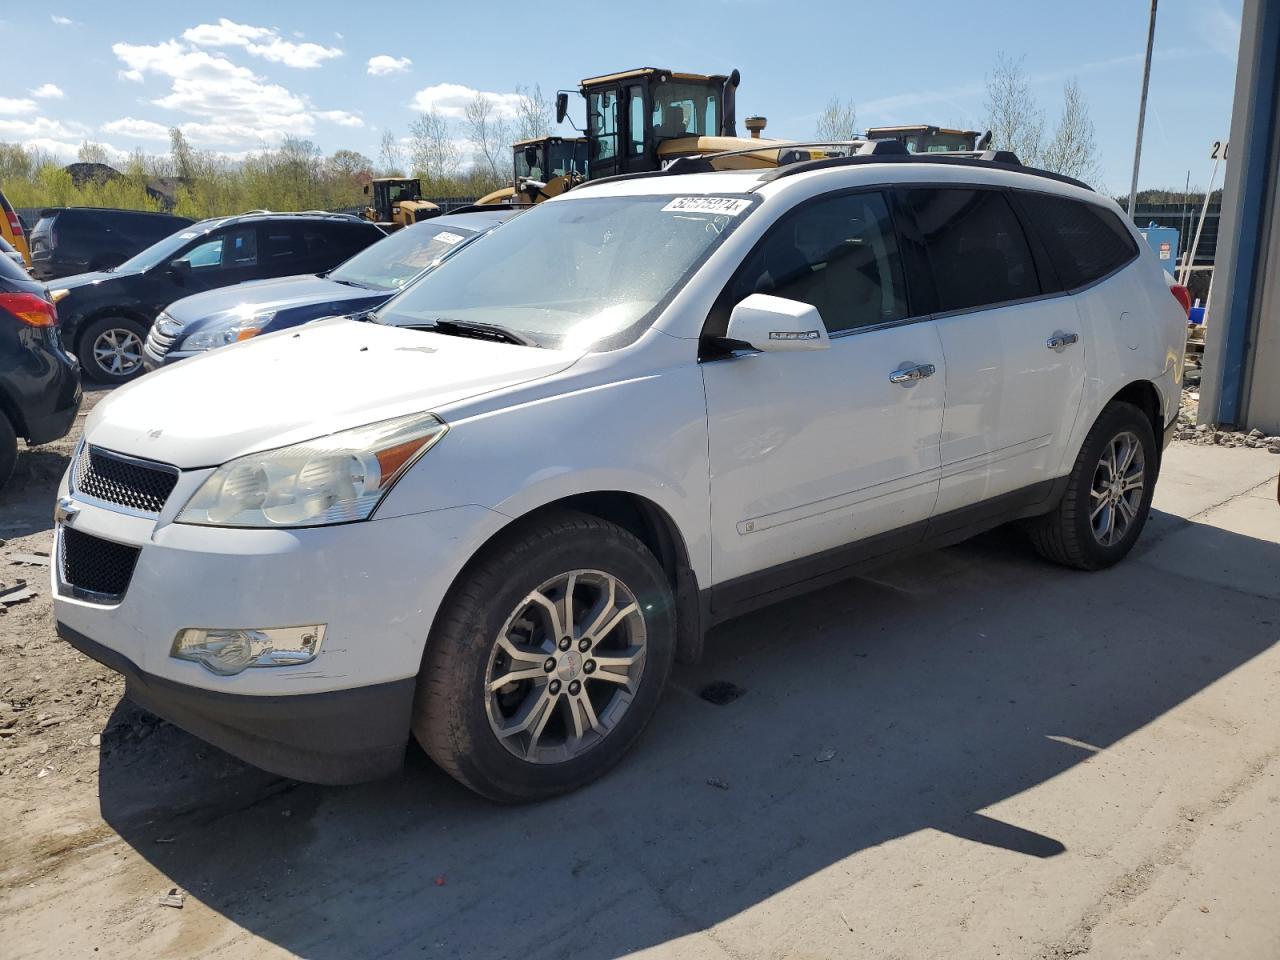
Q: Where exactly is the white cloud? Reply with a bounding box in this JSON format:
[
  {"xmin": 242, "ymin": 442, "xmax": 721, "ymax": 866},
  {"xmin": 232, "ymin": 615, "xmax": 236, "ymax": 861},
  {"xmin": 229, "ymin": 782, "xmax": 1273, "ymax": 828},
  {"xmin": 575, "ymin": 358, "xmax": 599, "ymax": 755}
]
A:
[
  {"xmin": 0, "ymin": 97, "xmax": 38, "ymax": 116},
  {"xmin": 410, "ymin": 83, "xmax": 523, "ymax": 119},
  {"xmin": 315, "ymin": 110, "xmax": 364, "ymax": 128},
  {"xmin": 102, "ymin": 117, "xmax": 172, "ymax": 141},
  {"xmin": 181, "ymin": 18, "xmax": 342, "ymax": 69},
  {"xmin": 30, "ymin": 84, "xmax": 66, "ymax": 100},
  {"xmin": 0, "ymin": 116, "xmax": 88, "ymax": 140},
  {"xmin": 368, "ymin": 54, "xmax": 411, "ymax": 76},
  {"xmin": 51, "ymin": 14, "xmax": 77, "ymax": 26},
  {"xmin": 111, "ymin": 39, "xmax": 314, "ymax": 145}
]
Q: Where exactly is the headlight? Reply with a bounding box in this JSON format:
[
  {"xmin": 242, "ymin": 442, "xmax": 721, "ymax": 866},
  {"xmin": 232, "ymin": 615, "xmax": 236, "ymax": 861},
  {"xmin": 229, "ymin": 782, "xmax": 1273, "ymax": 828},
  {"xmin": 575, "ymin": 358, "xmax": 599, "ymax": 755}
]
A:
[
  {"xmin": 182, "ymin": 311, "xmax": 276, "ymax": 350},
  {"xmin": 177, "ymin": 412, "xmax": 448, "ymax": 527}
]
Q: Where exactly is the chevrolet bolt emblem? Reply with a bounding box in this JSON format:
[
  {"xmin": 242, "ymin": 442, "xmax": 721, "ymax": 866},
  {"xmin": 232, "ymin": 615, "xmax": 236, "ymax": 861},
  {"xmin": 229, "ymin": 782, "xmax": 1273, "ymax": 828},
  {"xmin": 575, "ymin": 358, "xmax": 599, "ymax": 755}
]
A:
[{"xmin": 55, "ymin": 496, "xmax": 79, "ymax": 526}]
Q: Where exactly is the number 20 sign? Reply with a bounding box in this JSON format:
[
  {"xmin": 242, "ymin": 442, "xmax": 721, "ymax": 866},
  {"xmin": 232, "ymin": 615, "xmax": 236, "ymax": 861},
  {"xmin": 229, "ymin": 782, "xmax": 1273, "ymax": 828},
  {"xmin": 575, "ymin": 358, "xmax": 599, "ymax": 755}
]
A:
[{"xmin": 1210, "ymin": 140, "xmax": 1230, "ymax": 160}]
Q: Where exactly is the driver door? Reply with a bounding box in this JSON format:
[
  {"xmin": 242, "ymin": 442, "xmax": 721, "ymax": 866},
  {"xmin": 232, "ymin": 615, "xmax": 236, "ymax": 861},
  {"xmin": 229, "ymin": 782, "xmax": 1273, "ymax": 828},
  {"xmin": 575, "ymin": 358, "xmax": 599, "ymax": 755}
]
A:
[
  {"xmin": 587, "ymin": 83, "xmax": 648, "ymax": 179},
  {"xmin": 701, "ymin": 190, "xmax": 945, "ymax": 613}
]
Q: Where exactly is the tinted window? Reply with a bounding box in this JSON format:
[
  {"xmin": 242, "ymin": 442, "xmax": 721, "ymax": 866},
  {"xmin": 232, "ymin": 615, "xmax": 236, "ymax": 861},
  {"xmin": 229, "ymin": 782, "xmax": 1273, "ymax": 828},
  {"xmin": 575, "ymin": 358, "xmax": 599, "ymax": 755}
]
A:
[
  {"xmin": 726, "ymin": 191, "xmax": 909, "ymax": 334},
  {"xmin": 1018, "ymin": 192, "xmax": 1138, "ymax": 289},
  {"xmin": 262, "ymin": 226, "xmax": 301, "ymax": 261},
  {"xmin": 903, "ymin": 188, "xmax": 1040, "ymax": 312},
  {"xmin": 175, "ymin": 226, "xmax": 257, "ymax": 271},
  {"xmin": 308, "ymin": 222, "xmax": 377, "ymax": 262}
]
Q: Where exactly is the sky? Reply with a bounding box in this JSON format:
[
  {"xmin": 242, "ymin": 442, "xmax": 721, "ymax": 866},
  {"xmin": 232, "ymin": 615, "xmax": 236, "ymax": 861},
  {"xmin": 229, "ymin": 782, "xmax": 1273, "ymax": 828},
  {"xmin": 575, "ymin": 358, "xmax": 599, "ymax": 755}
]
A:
[{"xmin": 0, "ymin": 0, "xmax": 1243, "ymax": 194}]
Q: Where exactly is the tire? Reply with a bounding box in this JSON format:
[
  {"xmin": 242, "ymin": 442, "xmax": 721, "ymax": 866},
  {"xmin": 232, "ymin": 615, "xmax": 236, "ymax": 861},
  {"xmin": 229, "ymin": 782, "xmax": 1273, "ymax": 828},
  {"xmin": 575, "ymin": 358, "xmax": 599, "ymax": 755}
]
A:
[
  {"xmin": 1028, "ymin": 401, "xmax": 1158, "ymax": 571},
  {"xmin": 413, "ymin": 509, "xmax": 676, "ymax": 802},
  {"xmin": 0, "ymin": 411, "xmax": 16, "ymax": 492},
  {"xmin": 79, "ymin": 316, "xmax": 149, "ymax": 384}
]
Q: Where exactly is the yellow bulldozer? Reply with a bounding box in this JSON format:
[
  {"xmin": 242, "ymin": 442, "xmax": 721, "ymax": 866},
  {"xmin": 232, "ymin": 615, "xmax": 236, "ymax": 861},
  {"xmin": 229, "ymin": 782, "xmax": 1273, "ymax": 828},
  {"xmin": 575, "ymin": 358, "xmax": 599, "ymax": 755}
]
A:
[{"xmin": 362, "ymin": 178, "xmax": 441, "ymax": 230}]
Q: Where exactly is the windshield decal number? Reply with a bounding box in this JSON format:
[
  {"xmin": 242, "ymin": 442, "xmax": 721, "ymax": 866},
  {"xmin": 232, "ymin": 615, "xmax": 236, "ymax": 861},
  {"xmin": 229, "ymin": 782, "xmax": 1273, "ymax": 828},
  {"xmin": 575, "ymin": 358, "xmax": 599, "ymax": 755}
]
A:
[
  {"xmin": 433, "ymin": 231, "xmax": 466, "ymax": 245},
  {"xmin": 661, "ymin": 197, "xmax": 752, "ymax": 217}
]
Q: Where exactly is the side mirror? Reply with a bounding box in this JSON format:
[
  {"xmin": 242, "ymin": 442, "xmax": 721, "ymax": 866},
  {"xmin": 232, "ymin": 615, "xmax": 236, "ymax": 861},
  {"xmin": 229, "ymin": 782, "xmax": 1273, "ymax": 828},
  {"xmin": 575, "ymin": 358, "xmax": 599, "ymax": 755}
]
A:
[
  {"xmin": 167, "ymin": 259, "xmax": 191, "ymax": 282},
  {"xmin": 555, "ymin": 92, "xmax": 569, "ymax": 126},
  {"xmin": 725, "ymin": 294, "xmax": 830, "ymax": 352}
]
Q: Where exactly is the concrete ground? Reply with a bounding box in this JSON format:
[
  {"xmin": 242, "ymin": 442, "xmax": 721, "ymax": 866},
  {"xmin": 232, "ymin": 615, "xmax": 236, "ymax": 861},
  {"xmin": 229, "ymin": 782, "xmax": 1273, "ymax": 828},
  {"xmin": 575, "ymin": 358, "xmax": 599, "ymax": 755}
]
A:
[{"xmin": 2, "ymin": 442, "xmax": 1278, "ymax": 959}]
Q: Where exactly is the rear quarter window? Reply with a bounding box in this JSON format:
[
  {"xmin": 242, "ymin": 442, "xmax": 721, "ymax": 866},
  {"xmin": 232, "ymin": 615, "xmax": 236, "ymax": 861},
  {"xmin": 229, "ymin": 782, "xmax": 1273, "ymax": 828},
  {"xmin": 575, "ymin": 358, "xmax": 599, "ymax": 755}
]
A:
[{"xmin": 1017, "ymin": 193, "xmax": 1138, "ymax": 290}]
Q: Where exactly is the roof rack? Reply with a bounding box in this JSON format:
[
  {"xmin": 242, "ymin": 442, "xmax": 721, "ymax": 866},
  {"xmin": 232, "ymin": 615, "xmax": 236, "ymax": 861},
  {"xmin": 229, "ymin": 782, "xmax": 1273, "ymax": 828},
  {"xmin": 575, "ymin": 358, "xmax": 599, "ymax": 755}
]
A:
[{"xmin": 228, "ymin": 209, "xmax": 370, "ymax": 222}]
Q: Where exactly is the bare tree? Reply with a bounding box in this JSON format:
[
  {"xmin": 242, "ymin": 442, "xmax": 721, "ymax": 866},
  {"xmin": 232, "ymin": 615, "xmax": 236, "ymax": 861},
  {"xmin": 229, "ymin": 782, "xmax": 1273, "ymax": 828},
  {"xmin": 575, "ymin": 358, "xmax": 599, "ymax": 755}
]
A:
[
  {"xmin": 328, "ymin": 149, "xmax": 373, "ymax": 180},
  {"xmin": 815, "ymin": 97, "xmax": 857, "ymax": 142},
  {"xmin": 1041, "ymin": 78, "xmax": 1102, "ymax": 185},
  {"xmin": 77, "ymin": 140, "xmax": 110, "ymax": 165},
  {"xmin": 377, "ymin": 128, "xmax": 404, "ymax": 176},
  {"xmin": 408, "ymin": 109, "xmax": 461, "ymax": 183},
  {"xmin": 464, "ymin": 92, "xmax": 511, "ymax": 180},
  {"xmin": 169, "ymin": 127, "xmax": 195, "ymax": 181},
  {"xmin": 514, "ymin": 84, "xmax": 552, "ymax": 142},
  {"xmin": 982, "ymin": 53, "xmax": 1043, "ymax": 166}
]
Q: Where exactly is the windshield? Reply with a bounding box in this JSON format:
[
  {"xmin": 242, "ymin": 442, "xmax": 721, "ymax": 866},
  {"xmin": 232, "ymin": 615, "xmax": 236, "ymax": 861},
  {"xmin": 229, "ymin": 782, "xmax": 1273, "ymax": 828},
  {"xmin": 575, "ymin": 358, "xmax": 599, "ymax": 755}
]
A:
[
  {"xmin": 377, "ymin": 194, "xmax": 752, "ymax": 350},
  {"xmin": 113, "ymin": 224, "xmax": 214, "ymax": 273},
  {"xmin": 515, "ymin": 142, "xmax": 588, "ymax": 182},
  {"xmin": 329, "ymin": 222, "xmax": 480, "ymax": 291},
  {"xmin": 653, "ymin": 82, "xmax": 720, "ymax": 139}
]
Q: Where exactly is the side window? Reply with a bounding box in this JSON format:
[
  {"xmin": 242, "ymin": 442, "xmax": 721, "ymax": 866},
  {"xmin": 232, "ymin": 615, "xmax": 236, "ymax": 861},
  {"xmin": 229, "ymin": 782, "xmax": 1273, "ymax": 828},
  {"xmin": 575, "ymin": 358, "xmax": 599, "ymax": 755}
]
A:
[
  {"xmin": 726, "ymin": 191, "xmax": 910, "ymax": 334},
  {"xmin": 1017, "ymin": 192, "xmax": 1138, "ymax": 289},
  {"xmin": 261, "ymin": 226, "xmax": 301, "ymax": 263},
  {"xmin": 627, "ymin": 85, "xmax": 646, "ymax": 156},
  {"xmin": 903, "ymin": 188, "xmax": 1040, "ymax": 312},
  {"xmin": 177, "ymin": 237, "xmax": 223, "ymax": 270},
  {"xmin": 588, "ymin": 89, "xmax": 618, "ymax": 163}
]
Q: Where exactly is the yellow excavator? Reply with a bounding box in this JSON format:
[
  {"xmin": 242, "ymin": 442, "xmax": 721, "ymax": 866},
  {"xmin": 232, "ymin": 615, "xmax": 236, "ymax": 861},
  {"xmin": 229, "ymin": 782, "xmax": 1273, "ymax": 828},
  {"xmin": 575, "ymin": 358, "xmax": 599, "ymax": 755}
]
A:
[{"xmin": 362, "ymin": 178, "xmax": 441, "ymax": 230}]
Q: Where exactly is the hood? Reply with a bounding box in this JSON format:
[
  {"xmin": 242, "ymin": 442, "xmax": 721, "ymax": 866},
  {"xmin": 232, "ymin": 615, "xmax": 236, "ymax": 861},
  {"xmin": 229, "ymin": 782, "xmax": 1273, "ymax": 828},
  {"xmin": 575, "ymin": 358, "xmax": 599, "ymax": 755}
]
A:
[
  {"xmin": 49, "ymin": 269, "xmax": 138, "ymax": 292},
  {"xmin": 165, "ymin": 274, "xmax": 375, "ymax": 325},
  {"xmin": 87, "ymin": 317, "xmax": 579, "ymax": 468}
]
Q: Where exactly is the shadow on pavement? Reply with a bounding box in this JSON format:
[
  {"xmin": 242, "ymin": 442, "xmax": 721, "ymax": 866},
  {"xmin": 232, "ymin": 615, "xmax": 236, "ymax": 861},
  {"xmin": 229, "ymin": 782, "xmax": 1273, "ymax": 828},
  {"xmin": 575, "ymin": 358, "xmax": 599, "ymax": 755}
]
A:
[{"xmin": 95, "ymin": 512, "xmax": 1280, "ymax": 959}]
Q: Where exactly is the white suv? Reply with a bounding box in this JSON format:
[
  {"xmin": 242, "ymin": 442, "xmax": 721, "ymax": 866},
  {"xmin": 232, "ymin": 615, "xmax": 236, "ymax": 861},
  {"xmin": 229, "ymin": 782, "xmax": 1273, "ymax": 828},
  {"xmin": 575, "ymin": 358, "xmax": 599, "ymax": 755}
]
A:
[{"xmin": 52, "ymin": 153, "xmax": 1187, "ymax": 800}]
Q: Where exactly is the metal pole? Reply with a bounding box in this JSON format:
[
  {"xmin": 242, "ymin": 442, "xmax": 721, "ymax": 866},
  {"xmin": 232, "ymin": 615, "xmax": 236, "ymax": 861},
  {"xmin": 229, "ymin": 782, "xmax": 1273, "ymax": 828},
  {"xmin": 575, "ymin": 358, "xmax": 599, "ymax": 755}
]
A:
[
  {"xmin": 1127, "ymin": 0, "xmax": 1159, "ymax": 217},
  {"xmin": 1182, "ymin": 156, "xmax": 1221, "ymax": 287}
]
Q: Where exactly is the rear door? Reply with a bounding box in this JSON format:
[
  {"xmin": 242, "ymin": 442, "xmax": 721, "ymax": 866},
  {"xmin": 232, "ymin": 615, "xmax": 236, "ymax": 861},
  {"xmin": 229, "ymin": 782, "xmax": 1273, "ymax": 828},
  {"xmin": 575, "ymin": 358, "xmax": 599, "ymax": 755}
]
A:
[
  {"xmin": 899, "ymin": 186, "xmax": 1086, "ymax": 517},
  {"xmin": 701, "ymin": 189, "xmax": 945, "ymax": 609}
]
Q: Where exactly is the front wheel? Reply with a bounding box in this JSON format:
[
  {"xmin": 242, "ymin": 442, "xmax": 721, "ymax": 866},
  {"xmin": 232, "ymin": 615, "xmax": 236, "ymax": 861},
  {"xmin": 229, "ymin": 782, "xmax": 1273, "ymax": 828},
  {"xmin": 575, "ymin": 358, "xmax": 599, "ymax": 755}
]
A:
[
  {"xmin": 79, "ymin": 316, "xmax": 149, "ymax": 383},
  {"xmin": 1028, "ymin": 400, "xmax": 1158, "ymax": 570},
  {"xmin": 413, "ymin": 510, "xmax": 676, "ymax": 802}
]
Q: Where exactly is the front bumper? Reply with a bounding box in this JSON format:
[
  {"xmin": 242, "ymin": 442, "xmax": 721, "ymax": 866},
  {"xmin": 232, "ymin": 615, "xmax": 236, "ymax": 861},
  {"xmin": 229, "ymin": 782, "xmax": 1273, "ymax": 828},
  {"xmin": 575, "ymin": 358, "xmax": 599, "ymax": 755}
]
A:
[
  {"xmin": 59, "ymin": 622, "xmax": 415, "ymax": 783},
  {"xmin": 51, "ymin": 481, "xmax": 509, "ymax": 780}
]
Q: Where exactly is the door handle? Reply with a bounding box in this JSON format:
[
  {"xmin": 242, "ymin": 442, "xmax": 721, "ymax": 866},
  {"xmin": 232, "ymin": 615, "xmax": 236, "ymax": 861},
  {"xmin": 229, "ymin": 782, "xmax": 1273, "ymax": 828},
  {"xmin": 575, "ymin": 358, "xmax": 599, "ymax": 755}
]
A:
[
  {"xmin": 889, "ymin": 362, "xmax": 936, "ymax": 385},
  {"xmin": 1046, "ymin": 332, "xmax": 1080, "ymax": 351}
]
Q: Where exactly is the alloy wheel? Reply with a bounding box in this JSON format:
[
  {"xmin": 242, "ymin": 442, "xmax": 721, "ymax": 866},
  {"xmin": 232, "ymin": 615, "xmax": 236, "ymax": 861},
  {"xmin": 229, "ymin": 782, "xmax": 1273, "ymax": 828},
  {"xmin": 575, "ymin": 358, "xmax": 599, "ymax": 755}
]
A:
[
  {"xmin": 1089, "ymin": 430, "xmax": 1145, "ymax": 546},
  {"xmin": 92, "ymin": 328, "xmax": 144, "ymax": 378},
  {"xmin": 484, "ymin": 569, "xmax": 647, "ymax": 764}
]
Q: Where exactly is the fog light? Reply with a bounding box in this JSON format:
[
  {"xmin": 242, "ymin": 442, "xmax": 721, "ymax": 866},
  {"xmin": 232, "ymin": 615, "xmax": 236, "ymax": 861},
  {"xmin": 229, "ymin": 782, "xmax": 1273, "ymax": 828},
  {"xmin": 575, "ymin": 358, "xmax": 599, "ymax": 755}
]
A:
[{"xmin": 171, "ymin": 625, "xmax": 325, "ymax": 676}]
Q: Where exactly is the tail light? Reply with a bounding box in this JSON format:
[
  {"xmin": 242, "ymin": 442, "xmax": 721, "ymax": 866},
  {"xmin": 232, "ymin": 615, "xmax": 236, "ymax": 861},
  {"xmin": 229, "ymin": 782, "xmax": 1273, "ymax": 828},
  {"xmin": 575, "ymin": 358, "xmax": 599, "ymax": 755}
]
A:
[
  {"xmin": 0, "ymin": 292, "xmax": 57, "ymax": 327},
  {"xmin": 1170, "ymin": 284, "xmax": 1192, "ymax": 317},
  {"xmin": 4, "ymin": 209, "xmax": 23, "ymax": 238}
]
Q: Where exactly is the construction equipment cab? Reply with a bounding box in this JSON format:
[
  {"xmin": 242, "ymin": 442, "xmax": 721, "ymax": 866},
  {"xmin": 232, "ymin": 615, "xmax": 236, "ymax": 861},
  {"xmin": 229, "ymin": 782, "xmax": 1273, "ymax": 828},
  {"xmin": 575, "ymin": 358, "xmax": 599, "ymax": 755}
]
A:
[
  {"xmin": 476, "ymin": 136, "xmax": 589, "ymax": 205},
  {"xmin": 865, "ymin": 125, "xmax": 990, "ymax": 154},
  {"xmin": 363, "ymin": 178, "xmax": 440, "ymax": 230},
  {"xmin": 559, "ymin": 67, "xmax": 761, "ymax": 179}
]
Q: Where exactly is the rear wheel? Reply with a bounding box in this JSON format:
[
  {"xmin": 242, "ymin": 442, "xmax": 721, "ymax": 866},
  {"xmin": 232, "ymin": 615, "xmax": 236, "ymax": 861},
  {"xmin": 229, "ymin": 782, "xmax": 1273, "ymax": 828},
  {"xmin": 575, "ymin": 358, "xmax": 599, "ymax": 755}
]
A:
[
  {"xmin": 80, "ymin": 316, "xmax": 148, "ymax": 383},
  {"xmin": 412, "ymin": 510, "xmax": 675, "ymax": 802},
  {"xmin": 1028, "ymin": 401, "xmax": 1157, "ymax": 570},
  {"xmin": 0, "ymin": 411, "xmax": 16, "ymax": 491}
]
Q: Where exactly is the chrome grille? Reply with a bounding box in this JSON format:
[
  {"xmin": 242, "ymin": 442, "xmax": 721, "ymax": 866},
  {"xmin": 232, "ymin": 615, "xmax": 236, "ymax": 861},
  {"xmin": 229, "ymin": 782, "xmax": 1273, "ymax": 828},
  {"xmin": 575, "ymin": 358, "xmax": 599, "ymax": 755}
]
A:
[
  {"xmin": 144, "ymin": 312, "xmax": 182, "ymax": 360},
  {"xmin": 59, "ymin": 528, "xmax": 140, "ymax": 601},
  {"xmin": 73, "ymin": 445, "xmax": 178, "ymax": 515}
]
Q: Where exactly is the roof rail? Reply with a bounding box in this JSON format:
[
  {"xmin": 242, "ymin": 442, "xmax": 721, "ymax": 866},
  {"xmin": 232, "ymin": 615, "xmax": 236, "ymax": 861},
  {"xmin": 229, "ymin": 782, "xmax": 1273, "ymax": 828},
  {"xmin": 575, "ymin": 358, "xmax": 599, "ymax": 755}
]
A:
[{"xmin": 756, "ymin": 149, "xmax": 1092, "ymax": 191}]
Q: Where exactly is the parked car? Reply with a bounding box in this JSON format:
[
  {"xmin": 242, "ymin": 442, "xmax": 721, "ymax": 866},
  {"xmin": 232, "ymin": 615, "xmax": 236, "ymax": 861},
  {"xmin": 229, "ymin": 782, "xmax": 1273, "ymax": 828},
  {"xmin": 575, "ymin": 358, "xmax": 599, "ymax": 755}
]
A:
[
  {"xmin": 0, "ymin": 235, "xmax": 26, "ymax": 270},
  {"xmin": 0, "ymin": 250, "xmax": 80, "ymax": 490},
  {"xmin": 48, "ymin": 212, "xmax": 385, "ymax": 383},
  {"xmin": 0, "ymin": 188, "xmax": 31, "ymax": 267},
  {"xmin": 28, "ymin": 207, "xmax": 196, "ymax": 282},
  {"xmin": 52, "ymin": 153, "xmax": 1188, "ymax": 800},
  {"xmin": 143, "ymin": 208, "xmax": 519, "ymax": 368}
]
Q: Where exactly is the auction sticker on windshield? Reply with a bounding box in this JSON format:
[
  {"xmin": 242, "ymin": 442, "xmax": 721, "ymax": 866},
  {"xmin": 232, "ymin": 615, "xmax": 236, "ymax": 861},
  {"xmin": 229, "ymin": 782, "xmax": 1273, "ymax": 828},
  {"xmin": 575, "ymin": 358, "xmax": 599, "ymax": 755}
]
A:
[
  {"xmin": 661, "ymin": 197, "xmax": 752, "ymax": 216},
  {"xmin": 433, "ymin": 231, "xmax": 466, "ymax": 245}
]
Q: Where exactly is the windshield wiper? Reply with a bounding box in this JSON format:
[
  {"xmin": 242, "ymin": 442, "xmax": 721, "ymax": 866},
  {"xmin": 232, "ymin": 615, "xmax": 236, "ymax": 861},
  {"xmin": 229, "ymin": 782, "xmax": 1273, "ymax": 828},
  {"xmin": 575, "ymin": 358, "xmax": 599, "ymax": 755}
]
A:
[{"xmin": 421, "ymin": 318, "xmax": 540, "ymax": 348}]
